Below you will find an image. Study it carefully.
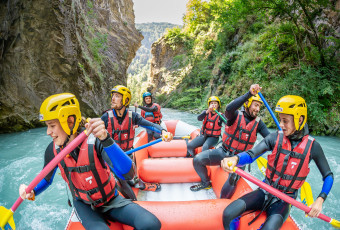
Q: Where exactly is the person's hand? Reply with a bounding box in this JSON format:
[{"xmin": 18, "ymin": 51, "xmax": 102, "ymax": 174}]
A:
[
  {"xmin": 221, "ymin": 156, "xmax": 238, "ymax": 173},
  {"xmin": 161, "ymin": 130, "xmax": 173, "ymax": 142},
  {"xmin": 134, "ymin": 102, "xmax": 138, "ymax": 107},
  {"xmin": 249, "ymin": 84, "xmax": 262, "ymax": 95},
  {"xmin": 307, "ymin": 197, "xmax": 324, "ymax": 218},
  {"xmin": 85, "ymin": 118, "xmax": 108, "ymax": 140},
  {"xmin": 19, "ymin": 184, "xmax": 35, "ymax": 200},
  {"xmin": 207, "ymin": 105, "xmax": 214, "ymax": 113}
]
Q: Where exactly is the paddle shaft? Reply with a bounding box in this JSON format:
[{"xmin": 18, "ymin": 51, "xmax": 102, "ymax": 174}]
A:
[
  {"xmin": 140, "ymin": 125, "xmax": 162, "ymax": 134},
  {"xmin": 233, "ymin": 167, "xmax": 332, "ymax": 224},
  {"xmin": 258, "ymin": 92, "xmax": 281, "ymax": 130},
  {"xmin": 213, "ymin": 109, "xmax": 227, "ymax": 124},
  {"xmin": 10, "ymin": 131, "xmax": 88, "ymax": 213},
  {"xmin": 125, "ymin": 138, "xmax": 162, "ymax": 155}
]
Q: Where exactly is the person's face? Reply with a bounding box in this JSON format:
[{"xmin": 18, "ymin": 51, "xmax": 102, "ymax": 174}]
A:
[
  {"xmin": 209, "ymin": 101, "xmax": 219, "ymax": 110},
  {"xmin": 45, "ymin": 119, "xmax": 68, "ymax": 146},
  {"xmin": 248, "ymin": 101, "xmax": 262, "ymax": 117},
  {"xmin": 144, "ymin": 96, "xmax": 152, "ymax": 104},
  {"xmin": 111, "ymin": 93, "xmax": 123, "ymax": 109},
  {"xmin": 279, "ymin": 113, "xmax": 296, "ymax": 136}
]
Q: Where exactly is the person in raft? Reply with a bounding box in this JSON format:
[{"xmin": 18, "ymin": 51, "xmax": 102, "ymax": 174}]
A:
[
  {"xmin": 186, "ymin": 96, "xmax": 225, "ymax": 157},
  {"xmin": 19, "ymin": 93, "xmax": 161, "ymax": 230},
  {"xmin": 190, "ymin": 84, "xmax": 270, "ymax": 196},
  {"xmin": 134, "ymin": 92, "xmax": 163, "ymax": 142},
  {"xmin": 101, "ymin": 85, "xmax": 172, "ymax": 195},
  {"xmin": 221, "ymin": 95, "xmax": 333, "ymax": 230}
]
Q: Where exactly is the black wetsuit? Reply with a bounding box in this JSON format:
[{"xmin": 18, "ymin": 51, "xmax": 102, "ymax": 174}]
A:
[
  {"xmin": 187, "ymin": 110, "xmax": 225, "ymax": 157},
  {"xmin": 192, "ymin": 91, "xmax": 270, "ymax": 197},
  {"xmin": 34, "ymin": 137, "xmax": 161, "ymax": 230},
  {"xmin": 138, "ymin": 104, "xmax": 162, "ymax": 142},
  {"xmin": 223, "ymin": 127, "xmax": 333, "ymax": 230}
]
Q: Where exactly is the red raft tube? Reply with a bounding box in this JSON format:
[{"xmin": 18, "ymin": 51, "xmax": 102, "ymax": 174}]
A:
[{"xmin": 66, "ymin": 120, "xmax": 300, "ymax": 230}]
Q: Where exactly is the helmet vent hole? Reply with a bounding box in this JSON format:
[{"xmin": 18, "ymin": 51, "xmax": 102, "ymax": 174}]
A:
[
  {"xmin": 298, "ymin": 103, "xmax": 304, "ymax": 107},
  {"xmin": 50, "ymin": 105, "xmax": 58, "ymax": 112},
  {"xmin": 289, "ymin": 104, "xmax": 295, "ymax": 108},
  {"xmin": 62, "ymin": 101, "xmax": 70, "ymax": 107},
  {"xmin": 71, "ymin": 99, "xmax": 75, "ymax": 104}
]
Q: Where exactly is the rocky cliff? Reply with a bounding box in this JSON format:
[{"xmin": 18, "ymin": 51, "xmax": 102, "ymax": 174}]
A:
[
  {"xmin": 0, "ymin": 0, "xmax": 142, "ymax": 133},
  {"xmin": 148, "ymin": 36, "xmax": 189, "ymax": 95}
]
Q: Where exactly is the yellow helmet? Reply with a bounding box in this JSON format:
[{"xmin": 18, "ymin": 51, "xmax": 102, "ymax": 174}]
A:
[
  {"xmin": 111, "ymin": 85, "xmax": 131, "ymax": 107},
  {"xmin": 275, "ymin": 95, "xmax": 307, "ymax": 131},
  {"xmin": 39, "ymin": 93, "xmax": 82, "ymax": 135},
  {"xmin": 208, "ymin": 96, "xmax": 221, "ymax": 109},
  {"xmin": 244, "ymin": 94, "xmax": 263, "ymax": 108}
]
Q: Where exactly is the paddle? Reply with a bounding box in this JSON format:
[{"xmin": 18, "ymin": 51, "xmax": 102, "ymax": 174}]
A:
[
  {"xmin": 229, "ymin": 163, "xmax": 340, "ymax": 229},
  {"xmin": 125, "ymin": 138, "xmax": 163, "ymax": 155},
  {"xmin": 173, "ymin": 135, "xmax": 191, "ymax": 140},
  {"xmin": 213, "ymin": 108, "xmax": 227, "ymax": 124},
  {"xmin": 0, "ymin": 130, "xmax": 89, "ymax": 230},
  {"xmin": 257, "ymin": 92, "xmax": 314, "ymax": 206}
]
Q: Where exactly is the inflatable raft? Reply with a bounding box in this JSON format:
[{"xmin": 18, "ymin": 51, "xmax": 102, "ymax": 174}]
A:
[{"xmin": 66, "ymin": 120, "xmax": 300, "ymax": 230}]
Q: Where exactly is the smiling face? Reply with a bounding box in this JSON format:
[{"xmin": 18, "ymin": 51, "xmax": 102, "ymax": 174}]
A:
[
  {"xmin": 248, "ymin": 100, "xmax": 262, "ymax": 117},
  {"xmin": 111, "ymin": 92, "xmax": 123, "ymax": 109},
  {"xmin": 209, "ymin": 101, "xmax": 219, "ymax": 110},
  {"xmin": 144, "ymin": 96, "xmax": 152, "ymax": 105},
  {"xmin": 279, "ymin": 113, "xmax": 298, "ymax": 136},
  {"xmin": 45, "ymin": 119, "xmax": 68, "ymax": 146}
]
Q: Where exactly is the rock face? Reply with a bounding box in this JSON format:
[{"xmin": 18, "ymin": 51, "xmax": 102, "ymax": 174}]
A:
[
  {"xmin": 148, "ymin": 37, "xmax": 189, "ymax": 95},
  {"xmin": 0, "ymin": 0, "xmax": 142, "ymax": 133}
]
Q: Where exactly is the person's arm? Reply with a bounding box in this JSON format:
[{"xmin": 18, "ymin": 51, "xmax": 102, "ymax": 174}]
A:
[
  {"xmin": 310, "ymin": 141, "xmax": 333, "ymax": 201},
  {"xmin": 257, "ymin": 120, "xmax": 271, "ymax": 138},
  {"xmin": 197, "ymin": 110, "xmax": 207, "ymax": 121},
  {"xmin": 225, "ymin": 91, "xmax": 253, "ymax": 125},
  {"xmin": 138, "ymin": 105, "xmax": 158, "ymax": 112},
  {"xmin": 133, "ymin": 112, "xmax": 166, "ymax": 133},
  {"xmin": 307, "ymin": 140, "xmax": 334, "ymax": 218},
  {"xmin": 221, "ymin": 132, "xmax": 277, "ymax": 173},
  {"xmin": 98, "ymin": 135, "xmax": 135, "ymax": 180},
  {"xmin": 236, "ymin": 132, "xmax": 278, "ymax": 166}
]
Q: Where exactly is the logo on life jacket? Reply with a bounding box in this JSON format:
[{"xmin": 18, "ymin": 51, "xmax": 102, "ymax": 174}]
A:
[
  {"xmin": 86, "ymin": 176, "xmax": 93, "ymax": 184},
  {"xmin": 291, "ymin": 162, "xmax": 297, "ymax": 169}
]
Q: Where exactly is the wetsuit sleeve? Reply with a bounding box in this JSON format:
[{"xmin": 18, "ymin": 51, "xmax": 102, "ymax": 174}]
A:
[
  {"xmin": 133, "ymin": 112, "xmax": 166, "ymax": 133},
  {"xmin": 257, "ymin": 120, "xmax": 270, "ymax": 138},
  {"xmin": 101, "ymin": 112, "xmax": 109, "ymax": 129},
  {"xmin": 138, "ymin": 105, "xmax": 158, "ymax": 112},
  {"xmin": 197, "ymin": 110, "xmax": 207, "ymax": 121},
  {"xmin": 310, "ymin": 141, "xmax": 333, "ymax": 201},
  {"xmin": 99, "ymin": 137, "xmax": 134, "ymax": 180},
  {"xmin": 33, "ymin": 142, "xmax": 58, "ymax": 196},
  {"xmin": 225, "ymin": 91, "xmax": 252, "ymax": 126},
  {"xmin": 237, "ymin": 132, "xmax": 278, "ymax": 166}
]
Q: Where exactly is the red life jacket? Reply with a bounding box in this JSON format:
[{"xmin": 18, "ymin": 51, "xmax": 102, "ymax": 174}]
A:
[
  {"xmin": 201, "ymin": 112, "xmax": 222, "ymax": 137},
  {"xmin": 106, "ymin": 110, "xmax": 135, "ymax": 151},
  {"xmin": 141, "ymin": 103, "xmax": 163, "ymax": 124},
  {"xmin": 54, "ymin": 134, "xmax": 116, "ymax": 208},
  {"xmin": 265, "ymin": 131, "xmax": 314, "ymax": 193},
  {"xmin": 222, "ymin": 111, "xmax": 260, "ymax": 154}
]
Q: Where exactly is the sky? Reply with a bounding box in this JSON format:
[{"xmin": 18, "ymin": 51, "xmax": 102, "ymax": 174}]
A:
[{"xmin": 132, "ymin": 0, "xmax": 188, "ymax": 25}]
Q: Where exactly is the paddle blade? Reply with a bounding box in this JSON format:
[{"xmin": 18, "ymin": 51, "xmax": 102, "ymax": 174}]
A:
[
  {"xmin": 0, "ymin": 206, "xmax": 15, "ymax": 230},
  {"xmin": 256, "ymin": 157, "xmax": 267, "ymax": 176},
  {"xmin": 301, "ymin": 182, "xmax": 314, "ymax": 207},
  {"xmin": 330, "ymin": 218, "xmax": 340, "ymax": 229}
]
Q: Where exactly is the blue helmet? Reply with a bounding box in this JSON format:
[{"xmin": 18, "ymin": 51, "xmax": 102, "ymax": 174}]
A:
[{"xmin": 142, "ymin": 92, "xmax": 152, "ymax": 99}]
